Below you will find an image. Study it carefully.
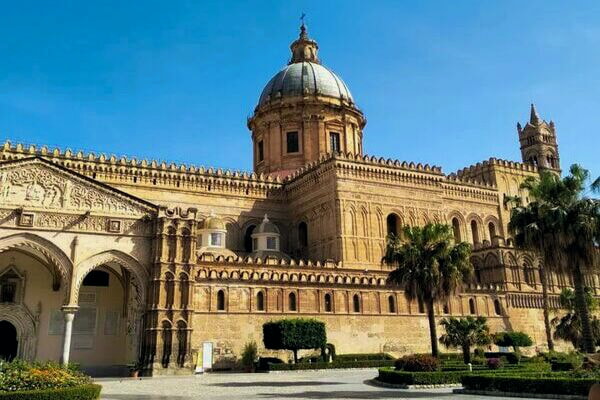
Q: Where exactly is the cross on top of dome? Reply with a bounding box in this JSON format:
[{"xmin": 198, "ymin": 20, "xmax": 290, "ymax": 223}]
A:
[{"xmin": 289, "ymin": 20, "xmax": 320, "ymax": 64}]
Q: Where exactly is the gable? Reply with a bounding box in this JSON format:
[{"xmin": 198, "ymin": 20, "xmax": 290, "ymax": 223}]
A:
[{"xmin": 0, "ymin": 157, "xmax": 156, "ymax": 217}]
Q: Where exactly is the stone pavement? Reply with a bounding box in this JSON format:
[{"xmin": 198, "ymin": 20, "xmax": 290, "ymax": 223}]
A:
[{"xmin": 99, "ymin": 369, "xmax": 555, "ymax": 400}]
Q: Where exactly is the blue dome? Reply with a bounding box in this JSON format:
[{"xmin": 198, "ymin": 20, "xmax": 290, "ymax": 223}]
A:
[{"xmin": 258, "ymin": 62, "xmax": 354, "ymax": 106}]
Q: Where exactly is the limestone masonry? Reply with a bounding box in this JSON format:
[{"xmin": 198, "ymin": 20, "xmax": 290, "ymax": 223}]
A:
[{"xmin": 0, "ymin": 24, "xmax": 585, "ymax": 375}]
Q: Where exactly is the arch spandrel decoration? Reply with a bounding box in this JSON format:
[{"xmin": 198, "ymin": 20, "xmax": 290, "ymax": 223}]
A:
[
  {"xmin": 0, "ymin": 233, "xmax": 73, "ymax": 299},
  {"xmin": 71, "ymin": 250, "xmax": 149, "ymax": 307}
]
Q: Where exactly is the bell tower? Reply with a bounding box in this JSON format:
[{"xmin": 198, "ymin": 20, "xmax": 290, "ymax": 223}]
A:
[{"xmin": 517, "ymin": 104, "xmax": 560, "ymax": 171}]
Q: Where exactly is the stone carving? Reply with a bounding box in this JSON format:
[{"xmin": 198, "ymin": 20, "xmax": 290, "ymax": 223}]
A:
[{"xmin": 0, "ymin": 161, "xmax": 152, "ymax": 216}]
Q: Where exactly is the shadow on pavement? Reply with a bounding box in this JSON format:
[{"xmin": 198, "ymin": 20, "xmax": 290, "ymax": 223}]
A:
[
  {"xmin": 101, "ymin": 396, "xmax": 191, "ymax": 400},
  {"xmin": 257, "ymin": 391, "xmax": 453, "ymax": 399},
  {"xmin": 210, "ymin": 381, "xmax": 345, "ymax": 387}
]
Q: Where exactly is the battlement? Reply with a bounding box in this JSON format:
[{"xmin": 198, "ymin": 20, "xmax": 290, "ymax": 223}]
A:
[{"xmin": 455, "ymin": 157, "xmax": 538, "ymax": 179}]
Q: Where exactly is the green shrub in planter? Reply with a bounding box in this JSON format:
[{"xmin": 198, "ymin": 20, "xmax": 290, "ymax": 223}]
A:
[
  {"xmin": 0, "ymin": 384, "xmax": 101, "ymax": 400},
  {"xmin": 394, "ymin": 354, "xmax": 439, "ymax": 372}
]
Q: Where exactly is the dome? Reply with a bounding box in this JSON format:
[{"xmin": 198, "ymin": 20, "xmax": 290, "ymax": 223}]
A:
[
  {"xmin": 253, "ymin": 214, "xmax": 280, "ymax": 235},
  {"xmin": 202, "ymin": 214, "xmax": 226, "ymax": 230},
  {"xmin": 258, "ymin": 62, "xmax": 354, "ymax": 107}
]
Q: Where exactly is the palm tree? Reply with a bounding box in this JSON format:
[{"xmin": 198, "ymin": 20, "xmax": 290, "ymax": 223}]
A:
[
  {"xmin": 383, "ymin": 223, "xmax": 472, "ymax": 357},
  {"xmin": 439, "ymin": 316, "xmax": 491, "ymax": 364},
  {"xmin": 510, "ymin": 164, "xmax": 600, "ymax": 353},
  {"xmin": 552, "ymin": 288, "xmax": 600, "ymax": 350}
]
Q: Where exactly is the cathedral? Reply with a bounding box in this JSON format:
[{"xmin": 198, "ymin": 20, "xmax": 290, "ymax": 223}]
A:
[{"xmin": 0, "ymin": 24, "xmax": 587, "ymax": 376}]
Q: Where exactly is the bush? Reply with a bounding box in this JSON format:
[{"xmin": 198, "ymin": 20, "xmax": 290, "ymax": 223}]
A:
[
  {"xmin": 378, "ymin": 368, "xmax": 467, "ymax": 385},
  {"xmin": 335, "ymin": 353, "xmax": 393, "ymax": 362},
  {"xmin": 487, "ymin": 358, "xmax": 503, "ymax": 370},
  {"xmin": 263, "ymin": 319, "xmax": 326, "ymax": 363},
  {"xmin": 394, "ymin": 354, "xmax": 439, "ymax": 372},
  {"xmin": 256, "ymin": 357, "xmax": 284, "ymax": 371},
  {"xmin": 0, "ymin": 384, "xmax": 101, "ymax": 400},
  {"xmin": 484, "ymin": 352, "xmax": 519, "ymax": 364},
  {"xmin": 240, "ymin": 341, "xmax": 258, "ymax": 368},
  {"xmin": 0, "ymin": 361, "xmax": 91, "ymax": 392},
  {"xmin": 461, "ymin": 374, "xmax": 596, "ymax": 396},
  {"xmin": 493, "ymin": 331, "xmax": 533, "ymax": 351},
  {"xmin": 266, "ymin": 359, "xmax": 394, "ymax": 371}
]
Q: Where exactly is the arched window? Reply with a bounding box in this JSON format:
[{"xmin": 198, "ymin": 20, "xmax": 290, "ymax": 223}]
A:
[
  {"xmin": 217, "ymin": 290, "xmax": 225, "ymax": 311},
  {"xmin": 494, "ymin": 299, "xmax": 502, "ymax": 316},
  {"xmin": 244, "ymin": 225, "xmax": 256, "ymax": 253},
  {"xmin": 443, "ymin": 303, "xmax": 450, "ymax": 314},
  {"xmin": 161, "ymin": 321, "xmax": 172, "ymax": 368},
  {"xmin": 167, "ymin": 227, "xmax": 177, "ymax": 262},
  {"xmin": 177, "ymin": 321, "xmax": 187, "ymax": 367},
  {"xmin": 181, "ymin": 228, "xmax": 192, "ymax": 263},
  {"xmin": 353, "ymin": 294, "xmax": 361, "ymax": 313},
  {"xmin": 469, "ymin": 298, "xmax": 476, "ymax": 314},
  {"xmin": 256, "ymin": 291, "xmax": 265, "ymax": 311},
  {"xmin": 324, "ymin": 293, "xmax": 332, "ymax": 312},
  {"xmin": 488, "ymin": 222, "xmax": 496, "ymax": 242},
  {"xmin": 179, "ymin": 273, "xmax": 189, "ymax": 309},
  {"xmin": 388, "ymin": 295, "xmax": 396, "ymax": 313},
  {"xmin": 165, "ymin": 273, "xmax": 174, "ymax": 308},
  {"xmin": 386, "ymin": 214, "xmax": 399, "ymax": 237},
  {"xmin": 298, "ymin": 222, "xmax": 308, "ymax": 248},
  {"xmin": 470, "ymin": 220, "xmax": 479, "ymax": 244},
  {"xmin": 452, "ymin": 218, "xmax": 461, "ymax": 242},
  {"xmin": 288, "ymin": 292, "xmax": 297, "ymax": 311},
  {"xmin": 417, "ymin": 298, "xmax": 425, "ymax": 314}
]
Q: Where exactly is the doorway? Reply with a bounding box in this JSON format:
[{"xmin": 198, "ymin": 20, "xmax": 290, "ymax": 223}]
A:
[{"xmin": 0, "ymin": 321, "xmax": 18, "ymax": 360}]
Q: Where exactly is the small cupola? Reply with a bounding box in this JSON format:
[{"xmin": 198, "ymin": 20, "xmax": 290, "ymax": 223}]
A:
[
  {"xmin": 199, "ymin": 212, "xmax": 227, "ymax": 248},
  {"xmin": 251, "ymin": 214, "xmax": 281, "ymax": 252}
]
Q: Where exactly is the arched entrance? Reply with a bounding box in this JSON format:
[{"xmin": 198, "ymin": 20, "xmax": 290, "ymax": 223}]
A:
[{"xmin": 0, "ymin": 321, "xmax": 17, "ymax": 360}]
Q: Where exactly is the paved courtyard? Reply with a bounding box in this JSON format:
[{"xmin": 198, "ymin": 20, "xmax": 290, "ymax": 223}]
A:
[{"xmin": 99, "ymin": 369, "xmax": 554, "ymax": 400}]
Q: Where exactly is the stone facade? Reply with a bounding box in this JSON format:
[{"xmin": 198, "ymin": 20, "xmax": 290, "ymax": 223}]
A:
[{"xmin": 0, "ymin": 25, "xmax": 593, "ymax": 375}]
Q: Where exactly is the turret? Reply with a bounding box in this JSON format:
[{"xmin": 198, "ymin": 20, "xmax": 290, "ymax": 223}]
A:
[{"xmin": 518, "ymin": 104, "xmax": 560, "ymax": 171}]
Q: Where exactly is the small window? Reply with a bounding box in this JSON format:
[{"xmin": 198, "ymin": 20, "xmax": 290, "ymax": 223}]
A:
[
  {"xmin": 353, "ymin": 294, "xmax": 361, "ymax": 313},
  {"xmin": 210, "ymin": 233, "xmax": 222, "ymax": 247},
  {"xmin": 443, "ymin": 303, "xmax": 450, "ymax": 314},
  {"xmin": 469, "ymin": 298, "xmax": 476, "ymax": 315},
  {"xmin": 324, "ymin": 293, "xmax": 332, "ymax": 312},
  {"xmin": 256, "ymin": 291, "xmax": 265, "ymax": 311},
  {"xmin": 257, "ymin": 140, "xmax": 264, "ymax": 162},
  {"xmin": 288, "ymin": 292, "xmax": 297, "ymax": 311},
  {"xmin": 386, "ymin": 214, "xmax": 399, "ymax": 237},
  {"xmin": 330, "ymin": 132, "xmax": 341, "ymax": 153},
  {"xmin": 488, "ymin": 222, "xmax": 496, "ymax": 241},
  {"xmin": 217, "ymin": 290, "xmax": 225, "ymax": 311},
  {"xmin": 266, "ymin": 237, "xmax": 277, "ymax": 250},
  {"xmin": 252, "ymin": 238, "xmax": 258, "ymax": 251},
  {"xmin": 82, "ymin": 270, "xmax": 109, "ymax": 287},
  {"xmin": 298, "ymin": 222, "xmax": 308, "ymax": 248},
  {"xmin": 471, "ymin": 220, "xmax": 479, "ymax": 244},
  {"xmin": 494, "ymin": 299, "xmax": 502, "ymax": 316},
  {"xmin": 244, "ymin": 225, "xmax": 256, "ymax": 253},
  {"xmin": 388, "ymin": 295, "xmax": 396, "ymax": 313},
  {"xmin": 286, "ymin": 131, "xmax": 299, "ymax": 153},
  {"xmin": 452, "ymin": 218, "xmax": 461, "ymax": 242},
  {"xmin": 0, "ymin": 282, "xmax": 16, "ymax": 303}
]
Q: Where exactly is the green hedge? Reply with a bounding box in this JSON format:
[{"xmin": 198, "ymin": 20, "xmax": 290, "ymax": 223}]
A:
[
  {"xmin": 266, "ymin": 360, "xmax": 394, "ymax": 371},
  {"xmin": 335, "ymin": 353, "xmax": 393, "ymax": 361},
  {"xmin": 0, "ymin": 384, "xmax": 101, "ymax": 400},
  {"xmin": 377, "ymin": 368, "xmax": 468, "ymax": 385},
  {"xmin": 461, "ymin": 374, "xmax": 595, "ymax": 396}
]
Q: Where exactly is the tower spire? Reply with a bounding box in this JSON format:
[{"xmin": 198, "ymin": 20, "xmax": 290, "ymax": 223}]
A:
[{"xmin": 530, "ymin": 103, "xmax": 541, "ymax": 125}]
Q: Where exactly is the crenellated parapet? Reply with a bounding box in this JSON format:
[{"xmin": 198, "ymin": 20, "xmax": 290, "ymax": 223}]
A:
[{"xmin": 455, "ymin": 157, "xmax": 538, "ymax": 182}]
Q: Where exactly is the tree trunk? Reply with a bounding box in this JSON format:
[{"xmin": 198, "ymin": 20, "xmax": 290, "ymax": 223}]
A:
[
  {"xmin": 426, "ymin": 298, "xmax": 439, "ymax": 357},
  {"xmin": 539, "ymin": 267, "xmax": 555, "ymax": 351},
  {"xmin": 573, "ymin": 264, "xmax": 595, "ymax": 353},
  {"xmin": 293, "ymin": 349, "xmax": 298, "ymax": 364},
  {"xmin": 462, "ymin": 344, "xmax": 471, "ymax": 364}
]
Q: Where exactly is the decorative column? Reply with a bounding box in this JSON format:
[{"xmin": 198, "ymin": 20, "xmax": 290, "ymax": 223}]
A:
[{"xmin": 60, "ymin": 305, "xmax": 79, "ymax": 365}]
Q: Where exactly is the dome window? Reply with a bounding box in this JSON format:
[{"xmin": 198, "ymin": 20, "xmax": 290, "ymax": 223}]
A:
[
  {"xmin": 286, "ymin": 132, "xmax": 299, "ymax": 153},
  {"xmin": 266, "ymin": 237, "xmax": 278, "ymax": 250},
  {"xmin": 330, "ymin": 132, "xmax": 341, "ymax": 153},
  {"xmin": 210, "ymin": 233, "xmax": 223, "ymax": 247},
  {"xmin": 197, "ymin": 212, "xmax": 236, "ymax": 258},
  {"xmin": 251, "ymin": 214, "xmax": 282, "ymax": 253}
]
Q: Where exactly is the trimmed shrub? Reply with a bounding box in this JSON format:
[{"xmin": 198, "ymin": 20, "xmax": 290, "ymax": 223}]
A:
[
  {"xmin": 263, "ymin": 319, "xmax": 326, "ymax": 363},
  {"xmin": 377, "ymin": 368, "xmax": 467, "ymax": 385},
  {"xmin": 0, "ymin": 384, "xmax": 101, "ymax": 400},
  {"xmin": 0, "ymin": 360, "xmax": 91, "ymax": 392},
  {"xmin": 487, "ymin": 358, "xmax": 503, "ymax": 370},
  {"xmin": 461, "ymin": 374, "xmax": 596, "ymax": 396},
  {"xmin": 335, "ymin": 353, "xmax": 393, "ymax": 362},
  {"xmin": 484, "ymin": 352, "xmax": 519, "ymax": 364},
  {"xmin": 542, "ymin": 351, "xmax": 583, "ymax": 371},
  {"xmin": 257, "ymin": 357, "xmax": 284, "ymax": 371},
  {"xmin": 493, "ymin": 331, "xmax": 533, "ymax": 356},
  {"xmin": 394, "ymin": 354, "xmax": 439, "ymax": 372},
  {"xmin": 266, "ymin": 359, "xmax": 394, "ymax": 371}
]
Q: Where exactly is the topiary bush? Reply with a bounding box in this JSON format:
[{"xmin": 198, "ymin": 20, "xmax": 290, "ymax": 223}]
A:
[
  {"xmin": 394, "ymin": 354, "xmax": 440, "ymax": 372},
  {"xmin": 0, "ymin": 384, "xmax": 101, "ymax": 400},
  {"xmin": 263, "ymin": 319, "xmax": 326, "ymax": 363}
]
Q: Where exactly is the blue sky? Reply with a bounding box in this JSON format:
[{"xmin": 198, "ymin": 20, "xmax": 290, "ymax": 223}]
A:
[{"xmin": 1, "ymin": 1, "xmax": 598, "ymax": 179}]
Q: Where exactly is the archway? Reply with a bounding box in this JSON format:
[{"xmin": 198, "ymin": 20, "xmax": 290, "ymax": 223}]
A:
[
  {"xmin": 0, "ymin": 321, "xmax": 17, "ymax": 360},
  {"xmin": 70, "ymin": 251, "xmax": 148, "ymax": 375}
]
